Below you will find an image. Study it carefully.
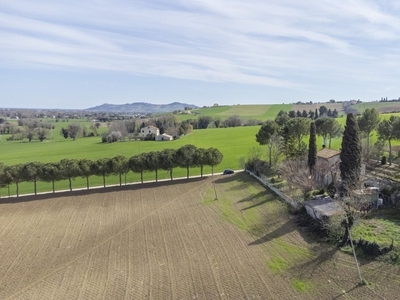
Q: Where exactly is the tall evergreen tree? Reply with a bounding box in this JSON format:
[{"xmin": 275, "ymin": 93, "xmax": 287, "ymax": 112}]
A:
[
  {"xmin": 308, "ymin": 122, "xmax": 317, "ymax": 175},
  {"xmin": 314, "ymin": 108, "xmax": 319, "ymax": 119},
  {"xmin": 340, "ymin": 113, "xmax": 361, "ymax": 192}
]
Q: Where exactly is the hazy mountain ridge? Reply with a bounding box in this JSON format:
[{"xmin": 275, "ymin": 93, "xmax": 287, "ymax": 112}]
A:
[{"xmin": 86, "ymin": 102, "xmax": 199, "ymax": 114}]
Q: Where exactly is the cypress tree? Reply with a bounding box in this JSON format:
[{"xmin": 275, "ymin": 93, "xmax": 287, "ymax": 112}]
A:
[
  {"xmin": 340, "ymin": 113, "xmax": 361, "ymax": 192},
  {"xmin": 308, "ymin": 122, "xmax": 317, "ymax": 174},
  {"xmin": 314, "ymin": 108, "xmax": 319, "ymax": 119}
]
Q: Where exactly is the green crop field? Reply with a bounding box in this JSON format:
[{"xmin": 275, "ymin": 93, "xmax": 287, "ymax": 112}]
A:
[
  {"xmin": 261, "ymin": 104, "xmax": 293, "ymax": 119},
  {"xmin": 176, "ymin": 104, "xmax": 293, "ymax": 122},
  {"xmin": 188, "ymin": 102, "xmax": 400, "ymax": 122},
  {"xmin": 4, "ymin": 107, "xmax": 400, "ymax": 197},
  {"xmin": 0, "ymin": 126, "xmax": 264, "ymax": 196},
  {"xmin": 192, "ymin": 106, "xmax": 231, "ymax": 116}
]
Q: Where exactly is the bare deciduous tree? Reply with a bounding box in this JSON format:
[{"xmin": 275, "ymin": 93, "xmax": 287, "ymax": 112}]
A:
[{"xmin": 279, "ymin": 159, "xmax": 322, "ymax": 200}]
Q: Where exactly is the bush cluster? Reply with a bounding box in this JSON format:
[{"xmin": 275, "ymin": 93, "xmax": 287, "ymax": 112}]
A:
[
  {"xmin": 244, "ymin": 158, "xmax": 269, "ymax": 175},
  {"xmin": 295, "ymin": 207, "xmax": 330, "ymax": 240},
  {"xmin": 353, "ymin": 239, "xmax": 393, "ymax": 257}
]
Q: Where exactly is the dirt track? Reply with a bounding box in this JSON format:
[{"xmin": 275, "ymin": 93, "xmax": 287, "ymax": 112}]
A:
[{"xmin": 1, "ymin": 173, "xmax": 400, "ymax": 299}]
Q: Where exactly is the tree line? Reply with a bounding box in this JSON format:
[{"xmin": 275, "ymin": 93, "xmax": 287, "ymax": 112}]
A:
[
  {"xmin": 277, "ymin": 105, "xmax": 339, "ymax": 121},
  {"xmin": 0, "ymin": 145, "xmax": 223, "ymax": 197},
  {"xmin": 256, "ymin": 108, "xmax": 396, "ymax": 169}
]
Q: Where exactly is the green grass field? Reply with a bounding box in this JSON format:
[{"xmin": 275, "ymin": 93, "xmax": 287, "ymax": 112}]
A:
[
  {"xmin": 176, "ymin": 104, "xmax": 293, "ymax": 122},
  {"xmin": 0, "ymin": 125, "xmax": 265, "ymax": 196},
  {"xmin": 4, "ymin": 104, "xmax": 400, "ymax": 196},
  {"xmin": 2, "ymin": 118, "xmax": 399, "ymax": 196},
  {"xmin": 154, "ymin": 102, "xmax": 400, "ymax": 123},
  {"xmin": 352, "ymin": 209, "xmax": 400, "ymax": 247}
]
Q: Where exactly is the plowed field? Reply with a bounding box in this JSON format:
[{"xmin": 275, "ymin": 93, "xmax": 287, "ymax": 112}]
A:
[{"xmin": 1, "ymin": 172, "xmax": 400, "ymax": 299}]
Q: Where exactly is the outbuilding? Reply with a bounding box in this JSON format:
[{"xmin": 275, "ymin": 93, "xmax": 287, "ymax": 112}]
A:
[
  {"xmin": 304, "ymin": 196, "xmax": 344, "ymax": 221},
  {"xmin": 156, "ymin": 133, "xmax": 173, "ymax": 141}
]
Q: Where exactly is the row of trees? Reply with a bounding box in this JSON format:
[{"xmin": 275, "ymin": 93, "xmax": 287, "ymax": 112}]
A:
[
  {"xmin": 277, "ymin": 105, "xmax": 339, "ymax": 121},
  {"xmin": 0, "ymin": 145, "xmax": 223, "ymax": 197},
  {"xmin": 182, "ymin": 115, "xmax": 262, "ymax": 130}
]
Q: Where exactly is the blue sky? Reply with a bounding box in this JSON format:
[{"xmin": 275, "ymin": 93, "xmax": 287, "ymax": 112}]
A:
[{"xmin": 1, "ymin": 0, "xmax": 400, "ymax": 109}]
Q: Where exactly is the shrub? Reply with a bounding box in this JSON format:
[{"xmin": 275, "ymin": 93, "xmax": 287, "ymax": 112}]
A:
[
  {"xmin": 245, "ymin": 158, "xmax": 268, "ymax": 174},
  {"xmin": 354, "ymin": 238, "xmax": 393, "ymax": 257},
  {"xmin": 305, "ymin": 189, "xmax": 325, "ymax": 200},
  {"xmin": 380, "ymin": 186, "xmax": 394, "ymax": 198},
  {"xmin": 381, "ymin": 155, "xmax": 387, "ymax": 165}
]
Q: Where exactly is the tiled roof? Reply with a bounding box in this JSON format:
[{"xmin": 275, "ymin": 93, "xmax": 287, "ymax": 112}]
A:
[{"xmin": 317, "ymin": 148, "xmax": 340, "ymax": 159}]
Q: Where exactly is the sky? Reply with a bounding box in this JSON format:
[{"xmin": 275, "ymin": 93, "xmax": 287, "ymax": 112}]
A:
[{"xmin": 1, "ymin": 0, "xmax": 400, "ymax": 109}]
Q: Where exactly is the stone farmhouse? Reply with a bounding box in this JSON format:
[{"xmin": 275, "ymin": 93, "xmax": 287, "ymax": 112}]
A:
[
  {"xmin": 140, "ymin": 126, "xmax": 160, "ymax": 138},
  {"xmin": 315, "ymin": 147, "xmax": 341, "ymax": 186},
  {"xmin": 315, "ymin": 146, "xmax": 366, "ymax": 187}
]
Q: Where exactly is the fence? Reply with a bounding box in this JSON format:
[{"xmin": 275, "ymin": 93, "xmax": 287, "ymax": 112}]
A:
[{"xmin": 246, "ymin": 170, "xmax": 299, "ymax": 209}]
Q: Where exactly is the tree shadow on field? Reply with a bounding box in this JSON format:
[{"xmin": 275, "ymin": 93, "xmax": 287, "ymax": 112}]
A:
[
  {"xmin": 236, "ymin": 191, "xmax": 267, "ymax": 204},
  {"xmin": 214, "ymin": 172, "xmax": 242, "ymax": 184},
  {"xmin": 240, "ymin": 196, "xmax": 276, "ymax": 211},
  {"xmin": 330, "ymin": 285, "xmax": 362, "ymax": 300},
  {"xmin": 248, "ymin": 219, "xmax": 296, "ymax": 245},
  {"xmin": 290, "ymin": 244, "xmax": 338, "ymax": 277},
  {"xmin": 287, "ymin": 245, "xmax": 376, "ymax": 299},
  {"xmin": 0, "ymin": 177, "xmax": 208, "ymax": 204}
]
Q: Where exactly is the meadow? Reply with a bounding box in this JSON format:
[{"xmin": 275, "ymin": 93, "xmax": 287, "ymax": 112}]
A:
[
  {"xmin": 3, "ymin": 102, "xmax": 400, "ymax": 196},
  {"xmin": 0, "ymin": 125, "xmax": 266, "ymax": 196}
]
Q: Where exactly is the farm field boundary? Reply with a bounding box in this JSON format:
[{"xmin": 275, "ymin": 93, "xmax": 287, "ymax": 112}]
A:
[{"xmin": 1, "ymin": 172, "xmax": 400, "ymax": 299}]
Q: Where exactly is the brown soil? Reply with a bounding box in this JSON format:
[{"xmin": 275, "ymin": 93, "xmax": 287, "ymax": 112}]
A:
[{"xmin": 1, "ymin": 174, "xmax": 399, "ymax": 299}]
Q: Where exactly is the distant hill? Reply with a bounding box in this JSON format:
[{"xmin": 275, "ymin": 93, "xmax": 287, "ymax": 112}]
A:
[{"xmin": 86, "ymin": 102, "xmax": 199, "ymax": 114}]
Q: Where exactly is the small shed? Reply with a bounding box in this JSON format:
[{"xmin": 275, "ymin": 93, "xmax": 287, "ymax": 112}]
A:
[
  {"xmin": 156, "ymin": 133, "xmax": 173, "ymax": 141},
  {"xmin": 304, "ymin": 196, "xmax": 344, "ymax": 220}
]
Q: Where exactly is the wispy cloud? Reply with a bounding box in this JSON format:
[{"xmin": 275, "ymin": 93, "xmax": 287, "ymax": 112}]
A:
[{"xmin": 2, "ymin": 0, "xmax": 400, "ymax": 93}]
